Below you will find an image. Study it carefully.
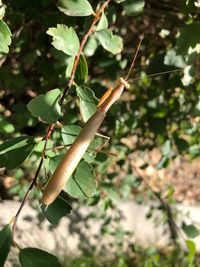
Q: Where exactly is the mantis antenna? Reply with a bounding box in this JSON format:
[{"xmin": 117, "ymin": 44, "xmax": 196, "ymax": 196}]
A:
[
  {"xmin": 42, "ymin": 34, "xmax": 181, "ymax": 206},
  {"xmin": 124, "ymin": 33, "xmax": 144, "ymax": 81}
]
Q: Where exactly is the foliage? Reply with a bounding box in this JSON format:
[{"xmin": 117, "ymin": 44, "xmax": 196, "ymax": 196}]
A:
[{"xmin": 0, "ymin": 0, "xmax": 200, "ymax": 266}]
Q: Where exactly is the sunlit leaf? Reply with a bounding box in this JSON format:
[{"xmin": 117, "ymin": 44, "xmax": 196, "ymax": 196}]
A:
[
  {"xmin": 96, "ymin": 29, "xmax": 123, "ymax": 55},
  {"xmin": 0, "ymin": 116, "xmax": 15, "ymax": 134},
  {"xmin": 47, "ymin": 24, "xmax": 80, "ymax": 55},
  {"xmin": 57, "ymin": 0, "xmax": 94, "ymax": 16},
  {"xmin": 27, "ymin": 89, "xmax": 62, "ymax": 124},
  {"xmin": 83, "ymin": 36, "xmax": 98, "ymax": 57},
  {"xmin": 164, "ymin": 49, "xmax": 186, "ymax": 68},
  {"xmin": 122, "ymin": 0, "xmax": 144, "ymax": 16},
  {"xmin": 0, "ymin": 20, "xmax": 12, "ymax": 55},
  {"xmin": 186, "ymin": 240, "xmax": 196, "ymax": 266},
  {"xmin": 96, "ymin": 12, "xmax": 108, "ymax": 31}
]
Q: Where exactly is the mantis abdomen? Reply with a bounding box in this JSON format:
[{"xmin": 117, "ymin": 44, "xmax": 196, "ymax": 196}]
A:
[
  {"xmin": 42, "ymin": 109, "xmax": 106, "ymax": 205},
  {"xmin": 42, "ymin": 81, "xmax": 127, "ymax": 206}
]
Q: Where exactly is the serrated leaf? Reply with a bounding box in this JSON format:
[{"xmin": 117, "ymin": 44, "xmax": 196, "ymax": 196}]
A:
[
  {"xmin": 57, "ymin": 0, "xmax": 94, "ymax": 16},
  {"xmin": 0, "ymin": 20, "xmax": 12, "ymax": 55},
  {"xmin": 65, "ymin": 161, "xmax": 96, "ymax": 199},
  {"xmin": 96, "ymin": 29, "xmax": 123, "ymax": 55},
  {"xmin": 176, "ymin": 23, "xmax": 200, "ymax": 55},
  {"xmin": 75, "ymin": 54, "xmax": 88, "ymax": 85},
  {"xmin": 41, "ymin": 196, "xmax": 72, "ymax": 225},
  {"xmin": 27, "ymin": 89, "xmax": 62, "ymax": 124},
  {"xmin": 182, "ymin": 222, "xmax": 200, "ymax": 238},
  {"xmin": 96, "ymin": 12, "xmax": 108, "ymax": 31},
  {"xmin": 19, "ymin": 248, "xmax": 61, "ymax": 267},
  {"xmin": 76, "ymin": 86, "xmax": 98, "ymax": 122},
  {"xmin": 47, "ymin": 24, "xmax": 80, "ymax": 55},
  {"xmin": 0, "ymin": 224, "xmax": 12, "ymax": 266},
  {"xmin": 0, "ymin": 136, "xmax": 37, "ymax": 169},
  {"xmin": 122, "ymin": 0, "xmax": 145, "ymax": 16}
]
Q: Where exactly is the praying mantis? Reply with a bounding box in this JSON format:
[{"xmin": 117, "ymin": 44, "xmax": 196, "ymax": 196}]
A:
[{"xmin": 42, "ymin": 35, "xmax": 181, "ymax": 206}]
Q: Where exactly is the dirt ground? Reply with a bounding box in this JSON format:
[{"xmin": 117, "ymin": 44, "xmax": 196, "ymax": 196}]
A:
[{"xmin": 128, "ymin": 148, "xmax": 200, "ymax": 205}]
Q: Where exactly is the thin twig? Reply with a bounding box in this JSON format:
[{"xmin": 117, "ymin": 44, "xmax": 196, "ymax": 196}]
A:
[
  {"xmin": 60, "ymin": 0, "xmax": 111, "ymax": 103},
  {"xmin": 132, "ymin": 164, "xmax": 179, "ymax": 245},
  {"xmin": 11, "ymin": 0, "xmax": 110, "ymax": 237}
]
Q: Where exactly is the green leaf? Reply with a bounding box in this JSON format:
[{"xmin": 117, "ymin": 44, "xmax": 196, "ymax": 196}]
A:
[
  {"xmin": 65, "ymin": 161, "xmax": 96, "ymax": 199},
  {"xmin": 161, "ymin": 140, "xmax": 171, "ymax": 156},
  {"xmin": 76, "ymin": 86, "xmax": 98, "ymax": 122},
  {"xmin": 115, "ymin": 0, "xmax": 126, "ymax": 3},
  {"xmin": 96, "ymin": 29, "xmax": 123, "ymax": 55},
  {"xmin": 83, "ymin": 36, "xmax": 98, "ymax": 57},
  {"xmin": 0, "ymin": 2, "xmax": 6, "ymax": 19},
  {"xmin": 0, "ymin": 224, "xmax": 12, "ymax": 266},
  {"xmin": 47, "ymin": 24, "xmax": 80, "ymax": 56},
  {"xmin": 61, "ymin": 125, "xmax": 82, "ymax": 146},
  {"xmin": 60, "ymin": 125, "xmax": 100, "ymax": 163},
  {"xmin": 19, "ymin": 248, "xmax": 61, "ymax": 267},
  {"xmin": 0, "ymin": 136, "xmax": 37, "ymax": 169},
  {"xmin": 27, "ymin": 89, "xmax": 62, "ymax": 124},
  {"xmin": 186, "ymin": 240, "xmax": 196, "ymax": 266},
  {"xmin": 61, "ymin": 125, "xmax": 100, "ymax": 148},
  {"xmin": 75, "ymin": 54, "xmax": 88, "ymax": 85},
  {"xmin": 164, "ymin": 49, "xmax": 186, "ymax": 68},
  {"xmin": 176, "ymin": 23, "xmax": 200, "ymax": 55},
  {"xmin": 182, "ymin": 222, "xmax": 200, "ymax": 238},
  {"xmin": 0, "ymin": 116, "xmax": 15, "ymax": 134},
  {"xmin": 96, "ymin": 12, "xmax": 108, "ymax": 31},
  {"xmin": 122, "ymin": 0, "xmax": 145, "ymax": 16},
  {"xmin": 156, "ymin": 156, "xmax": 169, "ymax": 170},
  {"xmin": 66, "ymin": 56, "xmax": 75, "ymax": 77},
  {"xmin": 41, "ymin": 196, "xmax": 72, "ymax": 225},
  {"xmin": 0, "ymin": 20, "xmax": 12, "ymax": 54},
  {"xmin": 57, "ymin": 0, "xmax": 94, "ymax": 16},
  {"xmin": 189, "ymin": 144, "xmax": 200, "ymax": 157}
]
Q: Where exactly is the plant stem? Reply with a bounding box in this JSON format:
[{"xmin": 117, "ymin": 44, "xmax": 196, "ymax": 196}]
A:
[
  {"xmin": 132, "ymin": 164, "xmax": 179, "ymax": 245},
  {"xmin": 11, "ymin": 0, "xmax": 110, "ymax": 237},
  {"xmin": 60, "ymin": 0, "xmax": 110, "ymax": 103}
]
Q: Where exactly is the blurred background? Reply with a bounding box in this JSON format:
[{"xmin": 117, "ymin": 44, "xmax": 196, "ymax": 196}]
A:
[{"xmin": 1, "ymin": 0, "xmax": 200, "ymax": 266}]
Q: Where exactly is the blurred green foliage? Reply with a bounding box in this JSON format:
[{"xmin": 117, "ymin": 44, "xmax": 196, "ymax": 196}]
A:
[{"xmin": 0, "ymin": 0, "xmax": 200, "ymax": 266}]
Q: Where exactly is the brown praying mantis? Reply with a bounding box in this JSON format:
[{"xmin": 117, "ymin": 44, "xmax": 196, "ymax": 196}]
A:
[{"xmin": 42, "ymin": 35, "xmax": 181, "ymax": 206}]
